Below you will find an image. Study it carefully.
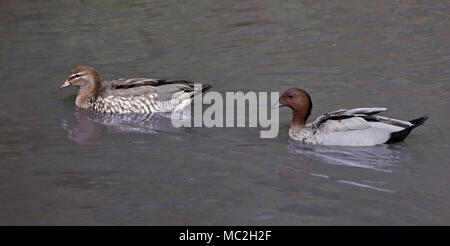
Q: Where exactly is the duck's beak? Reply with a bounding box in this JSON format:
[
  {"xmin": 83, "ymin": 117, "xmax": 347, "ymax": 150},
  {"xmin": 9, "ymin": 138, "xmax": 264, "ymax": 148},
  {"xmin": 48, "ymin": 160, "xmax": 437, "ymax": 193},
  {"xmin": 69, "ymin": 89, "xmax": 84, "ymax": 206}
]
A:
[
  {"xmin": 60, "ymin": 80, "xmax": 71, "ymax": 89},
  {"xmin": 271, "ymin": 101, "xmax": 284, "ymax": 109}
]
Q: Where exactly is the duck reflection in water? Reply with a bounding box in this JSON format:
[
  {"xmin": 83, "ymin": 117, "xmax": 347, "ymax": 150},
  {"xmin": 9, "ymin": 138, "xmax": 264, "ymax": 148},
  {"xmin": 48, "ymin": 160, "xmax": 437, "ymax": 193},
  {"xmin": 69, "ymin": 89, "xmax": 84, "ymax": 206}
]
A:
[
  {"xmin": 287, "ymin": 139, "xmax": 411, "ymax": 172},
  {"xmin": 285, "ymin": 140, "xmax": 412, "ymax": 193},
  {"xmin": 61, "ymin": 108, "xmax": 187, "ymax": 145}
]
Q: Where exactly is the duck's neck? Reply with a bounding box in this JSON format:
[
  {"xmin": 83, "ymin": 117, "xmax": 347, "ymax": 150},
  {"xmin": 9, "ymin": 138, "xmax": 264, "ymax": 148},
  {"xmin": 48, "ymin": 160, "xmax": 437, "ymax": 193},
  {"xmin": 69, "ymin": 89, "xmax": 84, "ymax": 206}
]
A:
[
  {"xmin": 75, "ymin": 73, "xmax": 101, "ymax": 109},
  {"xmin": 290, "ymin": 94, "xmax": 312, "ymax": 130},
  {"xmin": 291, "ymin": 110, "xmax": 307, "ymax": 130}
]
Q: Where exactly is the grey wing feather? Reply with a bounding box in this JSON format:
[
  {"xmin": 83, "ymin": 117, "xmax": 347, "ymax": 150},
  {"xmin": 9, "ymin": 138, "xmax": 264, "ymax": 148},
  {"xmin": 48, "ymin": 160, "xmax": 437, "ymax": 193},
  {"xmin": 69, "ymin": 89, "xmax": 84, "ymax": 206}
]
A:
[
  {"xmin": 99, "ymin": 78, "xmax": 195, "ymax": 100},
  {"xmin": 114, "ymin": 78, "xmax": 163, "ymax": 88},
  {"xmin": 112, "ymin": 78, "xmax": 192, "ymax": 89},
  {"xmin": 363, "ymin": 115, "xmax": 413, "ymax": 127},
  {"xmin": 345, "ymin": 107, "xmax": 387, "ymax": 115},
  {"xmin": 311, "ymin": 107, "xmax": 408, "ymax": 130},
  {"xmin": 156, "ymin": 84, "xmax": 193, "ymax": 101}
]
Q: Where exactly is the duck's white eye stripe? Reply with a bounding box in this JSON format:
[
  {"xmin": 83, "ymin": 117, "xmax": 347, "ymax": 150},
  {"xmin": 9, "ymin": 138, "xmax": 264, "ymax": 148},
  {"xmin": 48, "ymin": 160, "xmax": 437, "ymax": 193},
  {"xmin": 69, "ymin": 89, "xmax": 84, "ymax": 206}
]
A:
[{"xmin": 70, "ymin": 72, "xmax": 86, "ymax": 80}]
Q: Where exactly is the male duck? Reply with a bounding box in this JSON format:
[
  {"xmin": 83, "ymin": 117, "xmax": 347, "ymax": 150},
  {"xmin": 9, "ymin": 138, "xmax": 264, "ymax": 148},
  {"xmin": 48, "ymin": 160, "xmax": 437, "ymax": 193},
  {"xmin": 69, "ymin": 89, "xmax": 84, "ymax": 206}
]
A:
[
  {"xmin": 275, "ymin": 88, "xmax": 428, "ymax": 146},
  {"xmin": 60, "ymin": 66, "xmax": 212, "ymax": 114}
]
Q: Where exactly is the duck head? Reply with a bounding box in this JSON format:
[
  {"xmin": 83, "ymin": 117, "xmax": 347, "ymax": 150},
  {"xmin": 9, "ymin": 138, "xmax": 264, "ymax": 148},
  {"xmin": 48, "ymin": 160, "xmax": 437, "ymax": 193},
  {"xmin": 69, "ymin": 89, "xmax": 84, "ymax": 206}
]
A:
[
  {"xmin": 60, "ymin": 66, "xmax": 101, "ymax": 107},
  {"xmin": 60, "ymin": 66, "xmax": 100, "ymax": 90},
  {"xmin": 275, "ymin": 88, "xmax": 313, "ymax": 128}
]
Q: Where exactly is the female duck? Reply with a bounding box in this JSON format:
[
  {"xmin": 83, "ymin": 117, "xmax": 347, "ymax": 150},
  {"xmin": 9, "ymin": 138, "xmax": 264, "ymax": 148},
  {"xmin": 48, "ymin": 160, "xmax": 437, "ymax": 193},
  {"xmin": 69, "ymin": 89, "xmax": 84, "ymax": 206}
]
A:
[
  {"xmin": 60, "ymin": 66, "xmax": 211, "ymax": 114},
  {"xmin": 275, "ymin": 88, "xmax": 428, "ymax": 146}
]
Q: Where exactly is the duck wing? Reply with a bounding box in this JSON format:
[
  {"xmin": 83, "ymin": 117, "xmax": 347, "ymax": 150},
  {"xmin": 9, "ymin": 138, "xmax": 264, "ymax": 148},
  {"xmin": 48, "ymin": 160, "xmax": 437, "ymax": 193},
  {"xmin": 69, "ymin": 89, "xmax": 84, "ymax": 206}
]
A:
[
  {"xmin": 311, "ymin": 107, "xmax": 389, "ymax": 129},
  {"xmin": 99, "ymin": 78, "xmax": 210, "ymax": 101},
  {"xmin": 310, "ymin": 108, "xmax": 426, "ymax": 146},
  {"xmin": 112, "ymin": 78, "xmax": 194, "ymax": 89}
]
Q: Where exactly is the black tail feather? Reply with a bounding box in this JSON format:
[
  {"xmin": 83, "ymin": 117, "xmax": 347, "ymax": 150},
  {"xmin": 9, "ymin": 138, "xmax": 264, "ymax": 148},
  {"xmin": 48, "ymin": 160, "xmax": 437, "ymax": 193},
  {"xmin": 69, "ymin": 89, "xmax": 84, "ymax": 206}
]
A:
[
  {"xmin": 409, "ymin": 115, "xmax": 429, "ymax": 128},
  {"xmin": 385, "ymin": 127, "xmax": 414, "ymax": 144},
  {"xmin": 190, "ymin": 82, "xmax": 213, "ymax": 98},
  {"xmin": 385, "ymin": 115, "xmax": 428, "ymax": 144},
  {"xmin": 201, "ymin": 82, "xmax": 213, "ymax": 93}
]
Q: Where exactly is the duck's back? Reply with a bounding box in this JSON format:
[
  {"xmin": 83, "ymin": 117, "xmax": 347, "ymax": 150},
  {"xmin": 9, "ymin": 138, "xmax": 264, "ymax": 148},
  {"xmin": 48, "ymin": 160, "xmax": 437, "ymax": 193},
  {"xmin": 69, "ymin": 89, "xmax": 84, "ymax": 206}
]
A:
[{"xmin": 91, "ymin": 78, "xmax": 206, "ymax": 114}]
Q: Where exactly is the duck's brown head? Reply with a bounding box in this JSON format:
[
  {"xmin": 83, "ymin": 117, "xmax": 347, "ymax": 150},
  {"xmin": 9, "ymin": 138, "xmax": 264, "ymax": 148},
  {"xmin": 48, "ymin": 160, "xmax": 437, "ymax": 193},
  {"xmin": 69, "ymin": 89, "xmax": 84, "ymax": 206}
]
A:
[
  {"xmin": 276, "ymin": 88, "xmax": 313, "ymax": 128},
  {"xmin": 60, "ymin": 66, "xmax": 101, "ymax": 91},
  {"xmin": 60, "ymin": 66, "xmax": 101, "ymax": 107}
]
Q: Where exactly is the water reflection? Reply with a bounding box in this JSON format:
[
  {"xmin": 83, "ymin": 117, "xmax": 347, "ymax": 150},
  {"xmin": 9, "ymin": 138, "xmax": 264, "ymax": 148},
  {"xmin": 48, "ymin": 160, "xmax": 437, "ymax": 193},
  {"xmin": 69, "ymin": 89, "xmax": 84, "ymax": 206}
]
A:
[
  {"xmin": 287, "ymin": 139, "xmax": 411, "ymax": 173},
  {"xmin": 286, "ymin": 140, "xmax": 412, "ymax": 193},
  {"xmin": 61, "ymin": 109, "xmax": 184, "ymax": 145}
]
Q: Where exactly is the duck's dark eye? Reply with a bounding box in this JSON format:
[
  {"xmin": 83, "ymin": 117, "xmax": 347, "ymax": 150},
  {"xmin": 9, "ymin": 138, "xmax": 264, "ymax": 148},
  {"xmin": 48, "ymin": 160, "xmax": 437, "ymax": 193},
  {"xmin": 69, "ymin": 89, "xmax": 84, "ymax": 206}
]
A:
[
  {"xmin": 70, "ymin": 74, "xmax": 81, "ymax": 80},
  {"xmin": 288, "ymin": 94, "xmax": 293, "ymax": 99},
  {"xmin": 69, "ymin": 75, "xmax": 76, "ymax": 80}
]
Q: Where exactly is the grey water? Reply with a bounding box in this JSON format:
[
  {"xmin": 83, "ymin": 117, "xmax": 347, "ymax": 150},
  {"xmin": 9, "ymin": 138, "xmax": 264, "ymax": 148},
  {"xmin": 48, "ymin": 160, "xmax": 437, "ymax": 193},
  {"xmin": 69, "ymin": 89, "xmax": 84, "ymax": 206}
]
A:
[{"xmin": 1, "ymin": 0, "xmax": 449, "ymax": 225}]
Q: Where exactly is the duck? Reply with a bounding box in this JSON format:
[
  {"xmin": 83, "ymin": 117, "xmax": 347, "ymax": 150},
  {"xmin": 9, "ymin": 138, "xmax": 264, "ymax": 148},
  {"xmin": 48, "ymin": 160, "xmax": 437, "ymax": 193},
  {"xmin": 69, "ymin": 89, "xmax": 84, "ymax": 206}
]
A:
[
  {"xmin": 274, "ymin": 88, "xmax": 428, "ymax": 146},
  {"xmin": 60, "ymin": 66, "xmax": 212, "ymax": 114}
]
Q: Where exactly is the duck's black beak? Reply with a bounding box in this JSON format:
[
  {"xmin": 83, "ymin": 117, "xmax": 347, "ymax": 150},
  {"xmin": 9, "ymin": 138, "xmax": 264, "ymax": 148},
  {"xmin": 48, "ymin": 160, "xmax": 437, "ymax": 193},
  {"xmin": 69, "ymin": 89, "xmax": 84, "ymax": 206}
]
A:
[{"xmin": 60, "ymin": 80, "xmax": 71, "ymax": 89}]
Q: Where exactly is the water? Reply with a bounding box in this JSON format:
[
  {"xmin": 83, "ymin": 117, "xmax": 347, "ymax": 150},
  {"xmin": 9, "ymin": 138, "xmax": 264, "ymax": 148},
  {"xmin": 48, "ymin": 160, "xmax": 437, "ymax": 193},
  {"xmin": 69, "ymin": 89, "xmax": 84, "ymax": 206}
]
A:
[{"xmin": 1, "ymin": 0, "xmax": 449, "ymax": 225}]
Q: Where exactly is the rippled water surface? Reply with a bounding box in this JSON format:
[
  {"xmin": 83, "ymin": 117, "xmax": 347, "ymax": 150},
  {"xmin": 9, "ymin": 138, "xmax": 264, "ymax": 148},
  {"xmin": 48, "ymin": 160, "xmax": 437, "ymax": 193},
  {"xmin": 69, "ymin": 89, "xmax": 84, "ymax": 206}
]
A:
[{"xmin": 1, "ymin": 0, "xmax": 449, "ymax": 225}]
